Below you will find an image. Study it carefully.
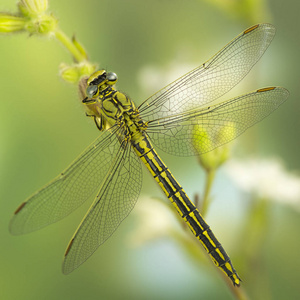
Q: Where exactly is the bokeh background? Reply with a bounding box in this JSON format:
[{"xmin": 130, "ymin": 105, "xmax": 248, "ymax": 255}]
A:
[{"xmin": 1, "ymin": 0, "xmax": 299, "ymax": 299}]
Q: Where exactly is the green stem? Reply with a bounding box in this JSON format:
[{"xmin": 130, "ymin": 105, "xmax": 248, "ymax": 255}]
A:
[
  {"xmin": 54, "ymin": 29, "xmax": 85, "ymax": 63},
  {"xmin": 201, "ymin": 168, "xmax": 216, "ymax": 216},
  {"xmin": 226, "ymin": 279, "xmax": 249, "ymax": 300}
]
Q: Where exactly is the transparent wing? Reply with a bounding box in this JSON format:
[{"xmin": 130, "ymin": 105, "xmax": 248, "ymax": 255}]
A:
[
  {"xmin": 62, "ymin": 140, "xmax": 142, "ymax": 274},
  {"xmin": 9, "ymin": 126, "xmax": 123, "ymax": 235},
  {"xmin": 138, "ymin": 23, "xmax": 275, "ymax": 121},
  {"xmin": 146, "ymin": 87, "xmax": 289, "ymax": 156}
]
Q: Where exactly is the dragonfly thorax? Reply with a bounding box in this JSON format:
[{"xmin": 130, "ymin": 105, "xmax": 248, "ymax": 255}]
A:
[{"xmin": 80, "ymin": 71, "xmax": 147, "ymax": 137}]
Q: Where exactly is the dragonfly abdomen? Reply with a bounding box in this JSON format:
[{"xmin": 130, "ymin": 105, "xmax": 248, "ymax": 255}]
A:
[{"xmin": 132, "ymin": 133, "xmax": 241, "ymax": 286}]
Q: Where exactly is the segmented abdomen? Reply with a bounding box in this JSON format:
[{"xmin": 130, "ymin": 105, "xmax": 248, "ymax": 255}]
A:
[{"xmin": 132, "ymin": 133, "xmax": 241, "ymax": 286}]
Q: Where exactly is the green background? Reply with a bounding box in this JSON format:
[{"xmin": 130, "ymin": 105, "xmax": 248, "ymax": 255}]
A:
[{"xmin": 0, "ymin": 0, "xmax": 299, "ymax": 299}]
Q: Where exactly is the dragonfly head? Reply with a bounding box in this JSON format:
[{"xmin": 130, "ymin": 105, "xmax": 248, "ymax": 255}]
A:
[{"xmin": 86, "ymin": 70, "xmax": 118, "ymax": 99}]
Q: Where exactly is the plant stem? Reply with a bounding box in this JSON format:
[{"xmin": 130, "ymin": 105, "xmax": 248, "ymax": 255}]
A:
[
  {"xmin": 226, "ymin": 278, "xmax": 249, "ymax": 300},
  {"xmin": 201, "ymin": 168, "xmax": 216, "ymax": 216},
  {"xmin": 54, "ymin": 29, "xmax": 85, "ymax": 63}
]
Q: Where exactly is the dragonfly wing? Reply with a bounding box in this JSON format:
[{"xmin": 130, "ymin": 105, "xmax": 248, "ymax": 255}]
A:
[
  {"xmin": 9, "ymin": 126, "xmax": 122, "ymax": 235},
  {"xmin": 146, "ymin": 87, "xmax": 289, "ymax": 156},
  {"xmin": 139, "ymin": 23, "xmax": 275, "ymax": 121},
  {"xmin": 62, "ymin": 140, "xmax": 142, "ymax": 274}
]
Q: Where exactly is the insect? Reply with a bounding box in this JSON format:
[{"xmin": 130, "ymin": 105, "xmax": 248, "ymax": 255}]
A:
[{"xmin": 9, "ymin": 23, "xmax": 288, "ymax": 286}]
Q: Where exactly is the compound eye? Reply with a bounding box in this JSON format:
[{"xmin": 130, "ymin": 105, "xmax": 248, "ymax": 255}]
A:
[
  {"xmin": 107, "ymin": 72, "xmax": 117, "ymax": 85},
  {"xmin": 86, "ymin": 85, "xmax": 98, "ymax": 98}
]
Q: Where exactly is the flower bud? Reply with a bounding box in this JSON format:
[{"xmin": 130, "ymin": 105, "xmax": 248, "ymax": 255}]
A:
[
  {"xmin": 0, "ymin": 13, "xmax": 26, "ymax": 33},
  {"xmin": 18, "ymin": 0, "xmax": 48, "ymax": 17},
  {"xmin": 60, "ymin": 64, "xmax": 80, "ymax": 84},
  {"xmin": 193, "ymin": 122, "xmax": 236, "ymax": 171},
  {"xmin": 79, "ymin": 62, "xmax": 96, "ymax": 78},
  {"xmin": 59, "ymin": 62, "xmax": 96, "ymax": 84},
  {"xmin": 26, "ymin": 14, "xmax": 57, "ymax": 35}
]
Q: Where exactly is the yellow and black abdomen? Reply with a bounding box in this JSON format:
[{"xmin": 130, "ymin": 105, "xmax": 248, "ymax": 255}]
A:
[{"xmin": 132, "ymin": 133, "xmax": 241, "ymax": 286}]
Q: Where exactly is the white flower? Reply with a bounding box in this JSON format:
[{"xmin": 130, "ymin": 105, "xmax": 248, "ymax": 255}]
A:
[
  {"xmin": 225, "ymin": 158, "xmax": 300, "ymax": 210},
  {"xmin": 127, "ymin": 196, "xmax": 181, "ymax": 247},
  {"xmin": 138, "ymin": 59, "xmax": 194, "ymax": 96}
]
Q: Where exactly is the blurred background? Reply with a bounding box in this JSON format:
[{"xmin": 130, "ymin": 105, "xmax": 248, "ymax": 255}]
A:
[{"xmin": 0, "ymin": 0, "xmax": 299, "ymax": 299}]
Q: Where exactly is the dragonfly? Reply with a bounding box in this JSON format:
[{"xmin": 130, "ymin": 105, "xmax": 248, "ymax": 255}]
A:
[{"xmin": 9, "ymin": 23, "xmax": 289, "ymax": 286}]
